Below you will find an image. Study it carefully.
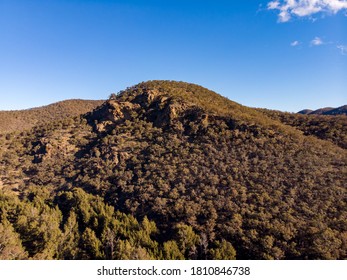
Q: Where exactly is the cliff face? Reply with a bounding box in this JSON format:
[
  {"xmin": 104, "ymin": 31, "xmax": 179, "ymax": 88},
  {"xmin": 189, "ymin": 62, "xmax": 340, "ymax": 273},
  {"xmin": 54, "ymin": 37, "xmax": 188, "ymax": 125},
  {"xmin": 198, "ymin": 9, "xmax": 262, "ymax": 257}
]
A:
[{"xmin": 90, "ymin": 100, "xmax": 141, "ymax": 132}]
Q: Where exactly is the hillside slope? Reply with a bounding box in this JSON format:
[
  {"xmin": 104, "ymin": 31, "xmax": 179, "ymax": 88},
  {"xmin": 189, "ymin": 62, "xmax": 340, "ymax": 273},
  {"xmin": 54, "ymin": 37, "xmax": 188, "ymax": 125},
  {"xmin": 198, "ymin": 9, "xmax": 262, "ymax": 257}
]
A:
[
  {"xmin": 298, "ymin": 105, "xmax": 347, "ymax": 116},
  {"xmin": 0, "ymin": 81, "xmax": 346, "ymax": 260},
  {"xmin": 0, "ymin": 99, "xmax": 104, "ymax": 134},
  {"xmin": 259, "ymin": 108, "xmax": 347, "ymax": 149}
]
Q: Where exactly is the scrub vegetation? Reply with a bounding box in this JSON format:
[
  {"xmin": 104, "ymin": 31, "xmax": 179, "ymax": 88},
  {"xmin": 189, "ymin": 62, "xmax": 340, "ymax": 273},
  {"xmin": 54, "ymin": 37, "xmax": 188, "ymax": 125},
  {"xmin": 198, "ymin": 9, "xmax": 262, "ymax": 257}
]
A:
[{"xmin": 1, "ymin": 81, "xmax": 346, "ymax": 260}]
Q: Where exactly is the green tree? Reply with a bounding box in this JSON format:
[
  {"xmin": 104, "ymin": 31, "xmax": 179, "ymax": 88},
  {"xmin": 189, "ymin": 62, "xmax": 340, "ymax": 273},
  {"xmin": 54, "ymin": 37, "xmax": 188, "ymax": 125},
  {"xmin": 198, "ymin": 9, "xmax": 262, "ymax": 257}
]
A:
[
  {"xmin": 0, "ymin": 218, "xmax": 28, "ymax": 260},
  {"xmin": 80, "ymin": 228, "xmax": 104, "ymax": 259},
  {"xmin": 15, "ymin": 189, "xmax": 63, "ymax": 259},
  {"xmin": 114, "ymin": 240, "xmax": 151, "ymax": 260},
  {"xmin": 162, "ymin": 240, "xmax": 185, "ymax": 260},
  {"xmin": 210, "ymin": 240, "xmax": 236, "ymax": 260},
  {"xmin": 175, "ymin": 223, "xmax": 200, "ymax": 259},
  {"xmin": 57, "ymin": 211, "xmax": 80, "ymax": 259}
]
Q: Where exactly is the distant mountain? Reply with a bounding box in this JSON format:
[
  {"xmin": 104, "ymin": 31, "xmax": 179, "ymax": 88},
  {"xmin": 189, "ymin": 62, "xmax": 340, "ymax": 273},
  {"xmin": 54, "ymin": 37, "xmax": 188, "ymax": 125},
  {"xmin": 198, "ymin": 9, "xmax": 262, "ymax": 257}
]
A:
[
  {"xmin": 0, "ymin": 81, "xmax": 346, "ymax": 260},
  {"xmin": 0, "ymin": 99, "xmax": 104, "ymax": 134},
  {"xmin": 298, "ymin": 105, "xmax": 347, "ymax": 116},
  {"xmin": 297, "ymin": 109, "xmax": 313, "ymax": 114},
  {"xmin": 327, "ymin": 105, "xmax": 347, "ymax": 116}
]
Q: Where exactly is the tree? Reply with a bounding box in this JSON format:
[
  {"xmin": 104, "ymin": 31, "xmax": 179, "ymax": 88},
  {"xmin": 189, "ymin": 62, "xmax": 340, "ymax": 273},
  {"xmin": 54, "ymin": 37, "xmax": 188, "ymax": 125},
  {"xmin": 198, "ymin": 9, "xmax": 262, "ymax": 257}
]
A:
[
  {"xmin": 162, "ymin": 241, "xmax": 184, "ymax": 260},
  {"xmin": 0, "ymin": 218, "xmax": 28, "ymax": 260},
  {"xmin": 175, "ymin": 223, "xmax": 200, "ymax": 259},
  {"xmin": 57, "ymin": 211, "xmax": 80, "ymax": 259},
  {"xmin": 210, "ymin": 240, "xmax": 236, "ymax": 260},
  {"xmin": 80, "ymin": 228, "xmax": 104, "ymax": 259},
  {"xmin": 114, "ymin": 240, "xmax": 151, "ymax": 260}
]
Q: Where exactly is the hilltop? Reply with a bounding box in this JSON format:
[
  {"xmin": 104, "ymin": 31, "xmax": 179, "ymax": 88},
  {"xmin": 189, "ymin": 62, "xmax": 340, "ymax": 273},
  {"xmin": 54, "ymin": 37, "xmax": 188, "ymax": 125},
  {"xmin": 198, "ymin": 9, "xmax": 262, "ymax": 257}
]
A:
[
  {"xmin": 298, "ymin": 105, "xmax": 347, "ymax": 116},
  {"xmin": 0, "ymin": 81, "xmax": 346, "ymax": 260},
  {"xmin": 0, "ymin": 99, "xmax": 104, "ymax": 134}
]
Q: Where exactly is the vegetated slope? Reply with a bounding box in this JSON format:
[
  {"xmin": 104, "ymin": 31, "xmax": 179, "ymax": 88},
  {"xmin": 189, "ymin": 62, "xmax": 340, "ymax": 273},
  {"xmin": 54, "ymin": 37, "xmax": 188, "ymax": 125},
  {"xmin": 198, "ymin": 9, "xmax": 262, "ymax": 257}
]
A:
[
  {"xmin": 297, "ymin": 109, "xmax": 313, "ymax": 114},
  {"xmin": 328, "ymin": 105, "xmax": 347, "ymax": 116},
  {"xmin": 298, "ymin": 105, "xmax": 347, "ymax": 116},
  {"xmin": 0, "ymin": 99, "xmax": 104, "ymax": 134},
  {"xmin": 259, "ymin": 109, "xmax": 347, "ymax": 149},
  {"xmin": 0, "ymin": 81, "xmax": 346, "ymax": 260}
]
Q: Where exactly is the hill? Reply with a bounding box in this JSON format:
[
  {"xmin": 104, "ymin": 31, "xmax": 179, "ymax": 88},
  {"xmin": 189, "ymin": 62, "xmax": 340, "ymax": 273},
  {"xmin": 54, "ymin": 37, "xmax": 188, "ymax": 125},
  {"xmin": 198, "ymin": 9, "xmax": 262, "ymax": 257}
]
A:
[
  {"xmin": 0, "ymin": 81, "xmax": 346, "ymax": 260},
  {"xmin": 0, "ymin": 99, "xmax": 104, "ymax": 134},
  {"xmin": 298, "ymin": 105, "xmax": 347, "ymax": 116},
  {"xmin": 259, "ymin": 109, "xmax": 347, "ymax": 149},
  {"xmin": 297, "ymin": 109, "xmax": 313, "ymax": 114}
]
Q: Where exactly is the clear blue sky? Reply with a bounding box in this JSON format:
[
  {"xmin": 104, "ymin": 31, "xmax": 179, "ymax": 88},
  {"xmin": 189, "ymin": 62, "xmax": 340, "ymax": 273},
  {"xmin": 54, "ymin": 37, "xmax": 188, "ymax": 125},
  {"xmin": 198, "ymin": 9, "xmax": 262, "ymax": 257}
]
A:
[{"xmin": 0, "ymin": 0, "xmax": 346, "ymax": 112}]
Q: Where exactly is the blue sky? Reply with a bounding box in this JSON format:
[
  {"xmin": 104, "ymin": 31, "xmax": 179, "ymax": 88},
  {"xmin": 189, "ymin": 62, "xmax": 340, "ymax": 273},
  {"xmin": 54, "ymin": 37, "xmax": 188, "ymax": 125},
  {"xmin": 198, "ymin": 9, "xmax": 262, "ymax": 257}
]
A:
[{"xmin": 0, "ymin": 0, "xmax": 346, "ymax": 112}]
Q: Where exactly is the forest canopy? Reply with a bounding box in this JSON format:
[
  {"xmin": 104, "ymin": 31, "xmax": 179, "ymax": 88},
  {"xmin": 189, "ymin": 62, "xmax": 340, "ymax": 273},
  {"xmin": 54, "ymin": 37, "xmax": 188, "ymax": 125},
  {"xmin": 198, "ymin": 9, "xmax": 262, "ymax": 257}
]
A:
[{"xmin": 1, "ymin": 81, "xmax": 346, "ymax": 260}]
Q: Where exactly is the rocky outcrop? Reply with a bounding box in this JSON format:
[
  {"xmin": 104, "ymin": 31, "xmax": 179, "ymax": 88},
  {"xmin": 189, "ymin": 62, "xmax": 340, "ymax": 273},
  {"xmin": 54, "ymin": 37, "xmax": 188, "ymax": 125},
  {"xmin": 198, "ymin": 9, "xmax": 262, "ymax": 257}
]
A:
[
  {"xmin": 88, "ymin": 88, "xmax": 210, "ymax": 133},
  {"xmin": 90, "ymin": 101, "xmax": 141, "ymax": 132},
  {"xmin": 32, "ymin": 135, "xmax": 77, "ymax": 163}
]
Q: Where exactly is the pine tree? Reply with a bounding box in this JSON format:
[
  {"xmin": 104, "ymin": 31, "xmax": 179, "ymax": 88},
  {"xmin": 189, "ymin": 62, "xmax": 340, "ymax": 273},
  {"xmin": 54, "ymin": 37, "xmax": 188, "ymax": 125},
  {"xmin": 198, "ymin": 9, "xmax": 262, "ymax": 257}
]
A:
[{"xmin": 0, "ymin": 218, "xmax": 28, "ymax": 260}]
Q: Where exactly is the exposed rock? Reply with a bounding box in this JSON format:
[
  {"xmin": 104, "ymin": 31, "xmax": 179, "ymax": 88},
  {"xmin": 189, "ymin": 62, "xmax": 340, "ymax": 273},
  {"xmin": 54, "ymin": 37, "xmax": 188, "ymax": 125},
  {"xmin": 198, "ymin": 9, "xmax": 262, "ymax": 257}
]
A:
[
  {"xmin": 90, "ymin": 101, "xmax": 140, "ymax": 132},
  {"xmin": 201, "ymin": 114, "xmax": 209, "ymax": 127},
  {"xmin": 144, "ymin": 89, "xmax": 161, "ymax": 104},
  {"xmin": 32, "ymin": 134, "xmax": 77, "ymax": 163}
]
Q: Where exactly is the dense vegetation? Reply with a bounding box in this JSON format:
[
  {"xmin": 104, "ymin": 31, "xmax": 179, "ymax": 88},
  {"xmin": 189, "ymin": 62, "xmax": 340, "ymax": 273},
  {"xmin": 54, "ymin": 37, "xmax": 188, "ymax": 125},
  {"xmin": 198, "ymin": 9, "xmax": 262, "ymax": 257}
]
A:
[
  {"xmin": 1, "ymin": 186, "xmax": 220, "ymax": 260},
  {"xmin": 259, "ymin": 109, "xmax": 347, "ymax": 149},
  {"xmin": 1, "ymin": 81, "xmax": 346, "ymax": 260},
  {"xmin": 0, "ymin": 99, "xmax": 103, "ymax": 134}
]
